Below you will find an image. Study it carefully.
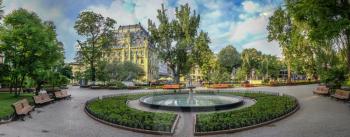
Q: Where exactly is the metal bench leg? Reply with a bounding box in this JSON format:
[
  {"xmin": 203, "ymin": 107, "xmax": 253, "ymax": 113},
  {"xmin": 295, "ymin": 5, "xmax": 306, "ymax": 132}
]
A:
[{"xmin": 28, "ymin": 113, "xmax": 32, "ymax": 119}]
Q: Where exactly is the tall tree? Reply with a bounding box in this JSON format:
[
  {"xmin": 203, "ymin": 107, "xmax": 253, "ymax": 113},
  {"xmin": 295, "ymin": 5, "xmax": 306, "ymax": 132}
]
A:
[
  {"xmin": 267, "ymin": 7, "xmax": 294, "ymax": 83},
  {"xmin": 286, "ymin": 0, "xmax": 350, "ymax": 73},
  {"xmin": 192, "ymin": 31, "xmax": 213, "ymax": 81},
  {"xmin": 0, "ymin": 8, "xmax": 63, "ymax": 96},
  {"xmin": 74, "ymin": 11, "xmax": 116, "ymax": 84},
  {"xmin": 217, "ymin": 45, "xmax": 241, "ymax": 73},
  {"xmin": 148, "ymin": 4, "xmax": 200, "ymax": 83},
  {"xmin": 241, "ymin": 48, "xmax": 262, "ymax": 80}
]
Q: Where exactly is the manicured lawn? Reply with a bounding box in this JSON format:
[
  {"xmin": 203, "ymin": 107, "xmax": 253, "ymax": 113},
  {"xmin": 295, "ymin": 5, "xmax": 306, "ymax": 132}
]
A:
[{"xmin": 0, "ymin": 93, "xmax": 34, "ymax": 118}]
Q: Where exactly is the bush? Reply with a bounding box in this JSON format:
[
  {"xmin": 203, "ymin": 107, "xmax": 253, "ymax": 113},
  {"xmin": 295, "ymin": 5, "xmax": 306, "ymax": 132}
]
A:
[
  {"xmin": 108, "ymin": 81, "xmax": 127, "ymax": 89},
  {"xmin": 195, "ymin": 92, "xmax": 297, "ymax": 132},
  {"xmin": 86, "ymin": 94, "xmax": 177, "ymax": 132}
]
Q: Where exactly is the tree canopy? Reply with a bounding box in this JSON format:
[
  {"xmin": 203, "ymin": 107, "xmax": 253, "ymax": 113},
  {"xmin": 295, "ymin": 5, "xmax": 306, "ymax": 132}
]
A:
[
  {"xmin": 0, "ymin": 8, "xmax": 65, "ymax": 95},
  {"xmin": 74, "ymin": 11, "xmax": 116, "ymax": 83}
]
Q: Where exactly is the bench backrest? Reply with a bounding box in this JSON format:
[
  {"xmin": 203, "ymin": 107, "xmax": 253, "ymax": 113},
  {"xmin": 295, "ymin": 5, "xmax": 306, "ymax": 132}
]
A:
[
  {"xmin": 42, "ymin": 93, "xmax": 51, "ymax": 100},
  {"xmin": 54, "ymin": 91, "xmax": 62, "ymax": 97},
  {"xmin": 163, "ymin": 84, "xmax": 181, "ymax": 89},
  {"xmin": 317, "ymin": 86, "xmax": 329, "ymax": 91},
  {"xmin": 12, "ymin": 99, "xmax": 30, "ymax": 114},
  {"xmin": 61, "ymin": 90, "xmax": 68, "ymax": 96},
  {"xmin": 335, "ymin": 90, "xmax": 350, "ymax": 98},
  {"xmin": 212, "ymin": 84, "xmax": 230, "ymax": 88},
  {"xmin": 33, "ymin": 93, "xmax": 51, "ymax": 103}
]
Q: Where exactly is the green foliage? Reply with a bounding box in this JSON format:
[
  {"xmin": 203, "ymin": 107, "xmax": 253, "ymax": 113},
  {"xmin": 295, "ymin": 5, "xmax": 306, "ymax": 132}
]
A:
[
  {"xmin": 241, "ymin": 48, "xmax": 262, "ymax": 79},
  {"xmin": 218, "ymin": 45, "xmax": 241, "ymax": 73},
  {"xmin": 108, "ymin": 81, "xmax": 127, "ymax": 89},
  {"xmin": 209, "ymin": 69, "xmax": 231, "ymax": 83},
  {"xmin": 192, "ymin": 31, "xmax": 214, "ymax": 80},
  {"xmin": 148, "ymin": 3, "xmax": 205, "ymax": 83},
  {"xmin": 106, "ymin": 61, "xmax": 144, "ymax": 82},
  {"xmin": 86, "ymin": 94, "xmax": 177, "ymax": 132},
  {"xmin": 196, "ymin": 92, "xmax": 297, "ymax": 132},
  {"xmin": 0, "ymin": 8, "xmax": 64, "ymax": 95},
  {"xmin": 319, "ymin": 66, "xmax": 347, "ymax": 88},
  {"xmin": 74, "ymin": 11, "xmax": 116, "ymax": 82}
]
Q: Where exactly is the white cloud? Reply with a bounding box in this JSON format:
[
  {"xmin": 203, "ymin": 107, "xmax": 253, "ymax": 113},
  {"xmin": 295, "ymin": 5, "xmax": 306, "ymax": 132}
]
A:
[
  {"xmin": 242, "ymin": 40, "xmax": 282, "ymax": 57},
  {"xmin": 87, "ymin": 0, "xmax": 166, "ymax": 28},
  {"xmin": 242, "ymin": 1, "xmax": 260, "ymax": 13},
  {"xmin": 230, "ymin": 15, "xmax": 268, "ymax": 42}
]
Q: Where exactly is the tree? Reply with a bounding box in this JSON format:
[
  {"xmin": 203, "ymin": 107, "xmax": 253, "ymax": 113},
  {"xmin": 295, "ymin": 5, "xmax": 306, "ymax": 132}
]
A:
[
  {"xmin": 0, "ymin": 9, "xmax": 63, "ymax": 96},
  {"xmin": 74, "ymin": 11, "xmax": 116, "ymax": 84},
  {"xmin": 105, "ymin": 61, "xmax": 144, "ymax": 82},
  {"xmin": 259, "ymin": 55, "xmax": 282, "ymax": 80},
  {"xmin": 267, "ymin": 7, "xmax": 295, "ymax": 83},
  {"xmin": 192, "ymin": 31, "xmax": 214, "ymax": 81},
  {"xmin": 286, "ymin": 0, "xmax": 350, "ymax": 73},
  {"xmin": 148, "ymin": 3, "xmax": 201, "ymax": 83},
  {"xmin": 217, "ymin": 45, "xmax": 241, "ymax": 73},
  {"xmin": 241, "ymin": 48, "xmax": 262, "ymax": 80}
]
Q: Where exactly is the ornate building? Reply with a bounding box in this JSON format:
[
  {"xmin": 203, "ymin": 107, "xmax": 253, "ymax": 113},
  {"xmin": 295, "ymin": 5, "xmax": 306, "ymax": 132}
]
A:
[{"xmin": 109, "ymin": 24, "xmax": 159, "ymax": 81}]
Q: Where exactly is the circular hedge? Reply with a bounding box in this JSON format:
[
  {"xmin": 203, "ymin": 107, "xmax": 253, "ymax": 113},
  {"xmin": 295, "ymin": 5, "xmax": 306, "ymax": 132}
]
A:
[
  {"xmin": 195, "ymin": 92, "xmax": 298, "ymax": 133},
  {"xmin": 85, "ymin": 94, "xmax": 177, "ymax": 133}
]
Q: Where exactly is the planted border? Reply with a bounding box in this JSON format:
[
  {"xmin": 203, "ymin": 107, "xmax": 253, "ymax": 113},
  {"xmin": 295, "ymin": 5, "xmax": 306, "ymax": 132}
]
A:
[
  {"xmin": 84, "ymin": 94, "xmax": 178, "ymax": 135},
  {"xmin": 195, "ymin": 91, "xmax": 299, "ymax": 135}
]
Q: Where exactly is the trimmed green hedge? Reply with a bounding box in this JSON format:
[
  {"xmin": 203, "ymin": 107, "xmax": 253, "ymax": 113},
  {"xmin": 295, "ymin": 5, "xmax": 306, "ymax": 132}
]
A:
[
  {"xmin": 195, "ymin": 92, "xmax": 298, "ymax": 132},
  {"xmin": 86, "ymin": 94, "xmax": 176, "ymax": 132}
]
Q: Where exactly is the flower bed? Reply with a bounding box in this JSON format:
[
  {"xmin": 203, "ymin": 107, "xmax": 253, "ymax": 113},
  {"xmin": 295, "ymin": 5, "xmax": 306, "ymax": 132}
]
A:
[
  {"xmin": 85, "ymin": 94, "xmax": 177, "ymax": 134},
  {"xmin": 195, "ymin": 92, "xmax": 298, "ymax": 134}
]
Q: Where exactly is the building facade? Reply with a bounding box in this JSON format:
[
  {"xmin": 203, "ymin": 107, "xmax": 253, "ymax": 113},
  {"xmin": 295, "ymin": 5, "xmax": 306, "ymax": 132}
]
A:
[{"xmin": 108, "ymin": 24, "xmax": 159, "ymax": 81}]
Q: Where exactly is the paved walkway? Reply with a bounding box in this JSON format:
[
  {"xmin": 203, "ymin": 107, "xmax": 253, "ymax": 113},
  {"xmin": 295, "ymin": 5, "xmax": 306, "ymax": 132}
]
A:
[{"xmin": 0, "ymin": 85, "xmax": 350, "ymax": 137}]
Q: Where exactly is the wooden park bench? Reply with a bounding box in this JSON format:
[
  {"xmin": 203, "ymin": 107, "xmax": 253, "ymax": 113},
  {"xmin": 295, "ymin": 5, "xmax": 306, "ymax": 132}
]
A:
[
  {"xmin": 211, "ymin": 84, "xmax": 231, "ymax": 89},
  {"xmin": 331, "ymin": 89, "xmax": 350, "ymax": 101},
  {"xmin": 313, "ymin": 85, "xmax": 330, "ymax": 95},
  {"xmin": 54, "ymin": 90, "xmax": 71, "ymax": 99},
  {"xmin": 162, "ymin": 84, "xmax": 181, "ymax": 90},
  {"xmin": 12, "ymin": 99, "xmax": 34, "ymax": 120},
  {"xmin": 33, "ymin": 93, "xmax": 54, "ymax": 105}
]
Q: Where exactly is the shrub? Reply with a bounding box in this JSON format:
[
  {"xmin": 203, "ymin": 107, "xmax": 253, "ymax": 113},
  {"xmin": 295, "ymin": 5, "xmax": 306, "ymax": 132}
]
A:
[
  {"xmin": 195, "ymin": 92, "xmax": 297, "ymax": 132},
  {"xmin": 86, "ymin": 94, "xmax": 177, "ymax": 132}
]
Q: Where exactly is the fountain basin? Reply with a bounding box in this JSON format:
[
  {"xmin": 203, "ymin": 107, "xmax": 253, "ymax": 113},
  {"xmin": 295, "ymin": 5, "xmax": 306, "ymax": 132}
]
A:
[{"xmin": 139, "ymin": 93, "xmax": 244, "ymax": 111}]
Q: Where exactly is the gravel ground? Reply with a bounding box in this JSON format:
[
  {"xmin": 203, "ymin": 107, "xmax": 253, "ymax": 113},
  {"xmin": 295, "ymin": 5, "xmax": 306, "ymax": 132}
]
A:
[{"xmin": 0, "ymin": 84, "xmax": 349, "ymax": 137}]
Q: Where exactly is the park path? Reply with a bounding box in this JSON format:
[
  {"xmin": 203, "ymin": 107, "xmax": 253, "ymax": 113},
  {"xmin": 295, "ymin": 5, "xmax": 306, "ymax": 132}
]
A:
[{"xmin": 0, "ymin": 85, "xmax": 350, "ymax": 137}]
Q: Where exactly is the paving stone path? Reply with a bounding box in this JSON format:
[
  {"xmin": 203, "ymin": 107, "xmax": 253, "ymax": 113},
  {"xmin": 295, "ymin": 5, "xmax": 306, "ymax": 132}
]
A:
[{"xmin": 0, "ymin": 84, "xmax": 350, "ymax": 137}]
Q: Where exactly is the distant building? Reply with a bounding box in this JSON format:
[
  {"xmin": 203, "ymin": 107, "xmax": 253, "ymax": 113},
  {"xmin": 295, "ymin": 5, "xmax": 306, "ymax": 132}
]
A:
[{"xmin": 108, "ymin": 24, "xmax": 159, "ymax": 81}]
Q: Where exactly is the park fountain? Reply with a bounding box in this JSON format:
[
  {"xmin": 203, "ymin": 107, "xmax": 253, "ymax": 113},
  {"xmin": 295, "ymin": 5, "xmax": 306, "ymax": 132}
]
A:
[{"xmin": 139, "ymin": 79, "xmax": 244, "ymax": 111}]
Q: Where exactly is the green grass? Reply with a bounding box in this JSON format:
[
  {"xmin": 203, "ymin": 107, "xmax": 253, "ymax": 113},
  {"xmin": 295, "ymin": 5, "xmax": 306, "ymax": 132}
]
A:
[
  {"xmin": 0, "ymin": 93, "xmax": 34, "ymax": 118},
  {"xmin": 86, "ymin": 94, "xmax": 177, "ymax": 132},
  {"xmin": 195, "ymin": 92, "xmax": 298, "ymax": 132}
]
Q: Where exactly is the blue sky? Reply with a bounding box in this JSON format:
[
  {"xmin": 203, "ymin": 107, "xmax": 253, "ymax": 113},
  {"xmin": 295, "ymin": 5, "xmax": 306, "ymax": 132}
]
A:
[{"xmin": 3, "ymin": 0, "xmax": 283, "ymax": 62}]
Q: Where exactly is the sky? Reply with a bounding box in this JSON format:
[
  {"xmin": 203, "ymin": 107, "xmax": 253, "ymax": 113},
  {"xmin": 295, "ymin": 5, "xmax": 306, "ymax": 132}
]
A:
[{"xmin": 3, "ymin": 0, "xmax": 284, "ymax": 62}]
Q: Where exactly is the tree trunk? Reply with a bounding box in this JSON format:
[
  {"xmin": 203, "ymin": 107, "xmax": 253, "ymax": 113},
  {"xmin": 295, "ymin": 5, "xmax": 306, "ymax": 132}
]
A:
[
  {"xmin": 287, "ymin": 62, "xmax": 292, "ymax": 84},
  {"xmin": 90, "ymin": 61, "xmax": 96, "ymax": 85},
  {"xmin": 171, "ymin": 66, "xmax": 180, "ymax": 84},
  {"xmin": 19, "ymin": 75, "xmax": 25, "ymax": 95}
]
